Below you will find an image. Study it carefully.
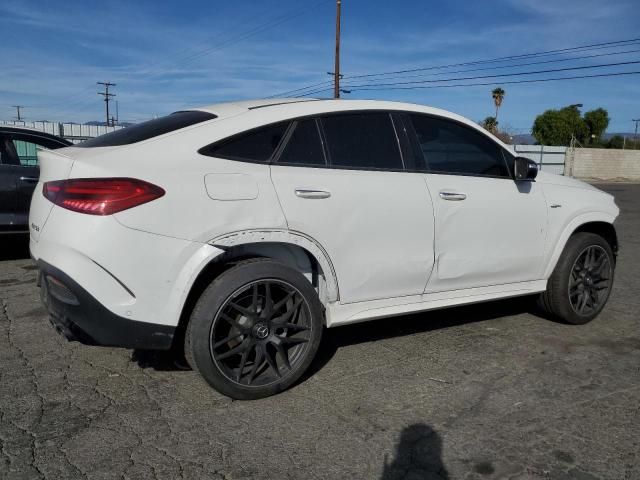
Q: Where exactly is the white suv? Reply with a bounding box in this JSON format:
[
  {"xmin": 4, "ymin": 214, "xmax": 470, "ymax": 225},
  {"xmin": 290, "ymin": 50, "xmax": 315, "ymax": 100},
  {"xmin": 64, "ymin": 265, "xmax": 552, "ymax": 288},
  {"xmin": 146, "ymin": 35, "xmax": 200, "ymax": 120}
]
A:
[{"xmin": 29, "ymin": 99, "xmax": 619, "ymax": 399}]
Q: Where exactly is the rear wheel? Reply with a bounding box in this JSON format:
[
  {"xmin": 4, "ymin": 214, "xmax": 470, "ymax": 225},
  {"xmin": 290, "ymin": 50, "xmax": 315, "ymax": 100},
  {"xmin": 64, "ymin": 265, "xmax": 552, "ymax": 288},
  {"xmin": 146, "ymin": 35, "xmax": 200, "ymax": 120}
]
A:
[
  {"xmin": 538, "ymin": 232, "xmax": 614, "ymax": 324},
  {"xmin": 186, "ymin": 259, "xmax": 323, "ymax": 399}
]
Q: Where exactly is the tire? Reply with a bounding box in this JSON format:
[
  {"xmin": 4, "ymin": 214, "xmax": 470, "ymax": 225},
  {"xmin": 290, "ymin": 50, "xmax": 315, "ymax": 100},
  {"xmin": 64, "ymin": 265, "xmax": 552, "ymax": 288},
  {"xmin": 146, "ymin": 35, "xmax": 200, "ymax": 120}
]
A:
[
  {"xmin": 538, "ymin": 232, "xmax": 615, "ymax": 325},
  {"xmin": 185, "ymin": 258, "xmax": 323, "ymax": 400}
]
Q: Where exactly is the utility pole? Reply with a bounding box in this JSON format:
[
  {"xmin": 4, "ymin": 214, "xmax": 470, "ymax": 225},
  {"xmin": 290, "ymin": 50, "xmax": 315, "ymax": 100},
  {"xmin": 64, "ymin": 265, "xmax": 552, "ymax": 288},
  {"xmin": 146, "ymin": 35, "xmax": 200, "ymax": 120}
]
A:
[
  {"xmin": 12, "ymin": 105, "xmax": 24, "ymax": 121},
  {"xmin": 333, "ymin": 0, "xmax": 341, "ymax": 99},
  {"xmin": 633, "ymin": 119, "xmax": 640, "ymax": 149},
  {"xmin": 97, "ymin": 82, "xmax": 116, "ymax": 126}
]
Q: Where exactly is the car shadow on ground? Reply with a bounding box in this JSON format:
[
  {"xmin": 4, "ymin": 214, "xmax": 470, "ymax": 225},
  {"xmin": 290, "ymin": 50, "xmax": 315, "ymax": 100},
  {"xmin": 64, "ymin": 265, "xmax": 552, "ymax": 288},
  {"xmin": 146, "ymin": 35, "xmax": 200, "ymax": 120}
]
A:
[
  {"xmin": 132, "ymin": 295, "xmax": 547, "ymax": 375},
  {"xmin": 1, "ymin": 234, "xmax": 31, "ymax": 261}
]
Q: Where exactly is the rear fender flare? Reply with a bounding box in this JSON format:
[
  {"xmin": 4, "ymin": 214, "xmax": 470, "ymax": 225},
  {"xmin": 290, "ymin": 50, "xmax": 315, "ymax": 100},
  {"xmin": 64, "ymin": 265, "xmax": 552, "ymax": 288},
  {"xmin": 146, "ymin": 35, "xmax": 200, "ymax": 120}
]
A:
[{"xmin": 209, "ymin": 229, "xmax": 339, "ymax": 302}]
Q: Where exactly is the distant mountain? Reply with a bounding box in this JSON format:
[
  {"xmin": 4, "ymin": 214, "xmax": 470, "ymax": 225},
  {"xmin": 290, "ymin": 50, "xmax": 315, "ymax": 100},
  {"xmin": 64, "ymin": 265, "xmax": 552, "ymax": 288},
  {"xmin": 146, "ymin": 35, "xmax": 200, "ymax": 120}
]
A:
[
  {"xmin": 602, "ymin": 132, "xmax": 636, "ymax": 140},
  {"xmin": 512, "ymin": 133, "xmax": 535, "ymax": 145},
  {"xmin": 83, "ymin": 120, "xmax": 134, "ymax": 127}
]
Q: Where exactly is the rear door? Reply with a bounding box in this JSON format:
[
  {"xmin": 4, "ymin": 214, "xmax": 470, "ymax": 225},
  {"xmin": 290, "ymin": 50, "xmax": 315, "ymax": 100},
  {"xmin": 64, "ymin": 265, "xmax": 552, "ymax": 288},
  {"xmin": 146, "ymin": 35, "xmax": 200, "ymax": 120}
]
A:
[
  {"xmin": 0, "ymin": 134, "xmax": 20, "ymax": 231},
  {"xmin": 270, "ymin": 112, "xmax": 435, "ymax": 304},
  {"xmin": 404, "ymin": 113, "xmax": 547, "ymax": 293},
  {"xmin": 0, "ymin": 132, "xmax": 66, "ymax": 231}
]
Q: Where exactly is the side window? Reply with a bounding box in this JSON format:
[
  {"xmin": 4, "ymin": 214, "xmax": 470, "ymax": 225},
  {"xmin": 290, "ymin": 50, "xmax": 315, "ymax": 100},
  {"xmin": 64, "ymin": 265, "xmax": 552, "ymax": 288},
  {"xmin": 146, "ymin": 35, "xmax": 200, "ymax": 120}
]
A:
[
  {"xmin": 12, "ymin": 140, "xmax": 39, "ymax": 166},
  {"xmin": 277, "ymin": 119, "xmax": 326, "ymax": 166},
  {"xmin": 0, "ymin": 136, "xmax": 19, "ymax": 165},
  {"xmin": 409, "ymin": 115, "xmax": 510, "ymax": 177},
  {"xmin": 321, "ymin": 113, "xmax": 403, "ymax": 170},
  {"xmin": 200, "ymin": 122, "xmax": 289, "ymax": 162}
]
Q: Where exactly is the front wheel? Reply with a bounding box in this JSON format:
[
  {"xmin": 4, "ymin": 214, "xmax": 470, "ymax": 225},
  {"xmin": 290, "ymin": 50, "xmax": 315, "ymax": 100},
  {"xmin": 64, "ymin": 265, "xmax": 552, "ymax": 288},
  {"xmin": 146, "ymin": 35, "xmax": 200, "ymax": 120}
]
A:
[
  {"xmin": 186, "ymin": 259, "xmax": 323, "ymax": 400},
  {"xmin": 538, "ymin": 232, "xmax": 615, "ymax": 325}
]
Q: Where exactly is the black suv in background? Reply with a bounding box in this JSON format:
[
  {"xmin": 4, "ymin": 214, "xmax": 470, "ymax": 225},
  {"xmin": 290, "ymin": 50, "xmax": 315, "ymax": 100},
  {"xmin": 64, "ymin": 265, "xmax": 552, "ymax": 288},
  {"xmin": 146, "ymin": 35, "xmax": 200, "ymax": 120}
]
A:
[{"xmin": 0, "ymin": 126, "xmax": 71, "ymax": 234}]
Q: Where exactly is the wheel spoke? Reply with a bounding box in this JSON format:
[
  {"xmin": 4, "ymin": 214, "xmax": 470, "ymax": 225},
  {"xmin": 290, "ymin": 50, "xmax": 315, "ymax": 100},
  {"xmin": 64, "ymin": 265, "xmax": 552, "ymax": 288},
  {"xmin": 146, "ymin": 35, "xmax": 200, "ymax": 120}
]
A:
[
  {"xmin": 593, "ymin": 279, "xmax": 610, "ymax": 290},
  {"xmin": 281, "ymin": 336, "xmax": 309, "ymax": 346},
  {"xmin": 235, "ymin": 342, "xmax": 254, "ymax": 382},
  {"xmin": 273, "ymin": 340, "xmax": 292, "ymax": 370},
  {"xmin": 264, "ymin": 348, "xmax": 281, "ymax": 378},
  {"xmin": 569, "ymin": 273, "xmax": 581, "ymax": 288},
  {"xmin": 577, "ymin": 291, "xmax": 589, "ymax": 313},
  {"xmin": 278, "ymin": 322, "xmax": 309, "ymax": 332},
  {"xmin": 262, "ymin": 283, "xmax": 274, "ymax": 318},
  {"xmin": 587, "ymin": 247, "xmax": 596, "ymax": 269},
  {"xmin": 272, "ymin": 290, "xmax": 296, "ymax": 313},
  {"xmin": 252, "ymin": 283, "xmax": 259, "ymax": 312},
  {"xmin": 271, "ymin": 298, "xmax": 303, "ymax": 325},
  {"xmin": 229, "ymin": 301, "xmax": 254, "ymax": 318},
  {"xmin": 247, "ymin": 344, "xmax": 265, "ymax": 385},
  {"xmin": 588, "ymin": 289, "xmax": 599, "ymax": 308},
  {"xmin": 213, "ymin": 331, "xmax": 244, "ymax": 349},
  {"xmin": 219, "ymin": 312, "xmax": 246, "ymax": 332},
  {"xmin": 216, "ymin": 338, "xmax": 251, "ymax": 360},
  {"xmin": 593, "ymin": 258, "xmax": 609, "ymax": 276}
]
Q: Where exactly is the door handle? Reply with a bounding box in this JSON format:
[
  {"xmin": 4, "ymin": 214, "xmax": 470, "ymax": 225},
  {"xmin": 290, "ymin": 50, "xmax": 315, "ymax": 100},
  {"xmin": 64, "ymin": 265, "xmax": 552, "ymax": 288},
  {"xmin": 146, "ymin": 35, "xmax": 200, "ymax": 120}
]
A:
[
  {"xmin": 295, "ymin": 189, "xmax": 331, "ymax": 199},
  {"xmin": 19, "ymin": 176, "xmax": 39, "ymax": 183},
  {"xmin": 439, "ymin": 191, "xmax": 467, "ymax": 201}
]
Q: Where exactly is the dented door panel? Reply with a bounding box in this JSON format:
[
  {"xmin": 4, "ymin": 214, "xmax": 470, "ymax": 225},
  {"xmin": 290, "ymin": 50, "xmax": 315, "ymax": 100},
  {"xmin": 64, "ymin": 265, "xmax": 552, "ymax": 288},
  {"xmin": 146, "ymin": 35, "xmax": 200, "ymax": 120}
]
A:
[{"xmin": 424, "ymin": 174, "xmax": 547, "ymax": 292}]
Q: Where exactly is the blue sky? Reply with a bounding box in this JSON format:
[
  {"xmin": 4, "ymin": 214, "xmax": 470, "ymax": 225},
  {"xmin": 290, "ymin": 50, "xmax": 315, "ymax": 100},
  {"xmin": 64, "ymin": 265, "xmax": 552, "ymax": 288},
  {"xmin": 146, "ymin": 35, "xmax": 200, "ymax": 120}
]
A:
[{"xmin": 1, "ymin": 0, "xmax": 638, "ymax": 133}]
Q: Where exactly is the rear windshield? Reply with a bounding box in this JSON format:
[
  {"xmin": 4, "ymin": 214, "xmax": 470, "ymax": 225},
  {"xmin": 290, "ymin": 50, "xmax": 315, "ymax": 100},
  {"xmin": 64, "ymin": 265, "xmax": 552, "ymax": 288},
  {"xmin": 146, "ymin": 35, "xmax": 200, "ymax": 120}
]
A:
[{"xmin": 77, "ymin": 111, "xmax": 217, "ymax": 148}]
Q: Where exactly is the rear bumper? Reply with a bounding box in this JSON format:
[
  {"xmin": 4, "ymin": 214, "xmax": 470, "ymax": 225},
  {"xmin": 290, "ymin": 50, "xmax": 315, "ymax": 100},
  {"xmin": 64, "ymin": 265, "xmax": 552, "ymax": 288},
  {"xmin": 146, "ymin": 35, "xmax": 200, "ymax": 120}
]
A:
[{"xmin": 39, "ymin": 260, "xmax": 175, "ymax": 350}]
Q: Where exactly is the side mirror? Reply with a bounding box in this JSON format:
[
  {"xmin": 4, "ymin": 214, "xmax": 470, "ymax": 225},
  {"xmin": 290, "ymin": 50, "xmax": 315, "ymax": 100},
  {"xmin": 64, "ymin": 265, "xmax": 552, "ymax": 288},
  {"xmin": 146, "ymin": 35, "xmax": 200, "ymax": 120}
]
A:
[{"xmin": 514, "ymin": 156, "xmax": 538, "ymax": 181}]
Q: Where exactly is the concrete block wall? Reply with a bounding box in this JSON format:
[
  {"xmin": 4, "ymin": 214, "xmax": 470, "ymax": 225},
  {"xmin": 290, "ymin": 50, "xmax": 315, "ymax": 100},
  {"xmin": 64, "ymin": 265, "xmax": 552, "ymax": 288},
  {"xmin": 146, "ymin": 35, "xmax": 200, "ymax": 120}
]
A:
[{"xmin": 568, "ymin": 148, "xmax": 640, "ymax": 181}]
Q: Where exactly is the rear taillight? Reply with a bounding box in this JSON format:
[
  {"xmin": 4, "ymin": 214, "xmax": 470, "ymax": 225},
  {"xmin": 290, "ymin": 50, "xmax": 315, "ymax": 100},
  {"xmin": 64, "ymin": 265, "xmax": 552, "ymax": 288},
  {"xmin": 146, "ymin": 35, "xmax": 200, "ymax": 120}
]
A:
[{"xmin": 43, "ymin": 178, "xmax": 165, "ymax": 215}]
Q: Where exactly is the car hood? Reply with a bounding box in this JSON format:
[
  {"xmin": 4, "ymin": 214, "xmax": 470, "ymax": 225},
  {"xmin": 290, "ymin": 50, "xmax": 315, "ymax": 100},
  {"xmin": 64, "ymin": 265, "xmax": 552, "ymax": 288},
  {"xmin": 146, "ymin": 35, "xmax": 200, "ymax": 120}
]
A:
[{"xmin": 535, "ymin": 171, "xmax": 605, "ymax": 194}]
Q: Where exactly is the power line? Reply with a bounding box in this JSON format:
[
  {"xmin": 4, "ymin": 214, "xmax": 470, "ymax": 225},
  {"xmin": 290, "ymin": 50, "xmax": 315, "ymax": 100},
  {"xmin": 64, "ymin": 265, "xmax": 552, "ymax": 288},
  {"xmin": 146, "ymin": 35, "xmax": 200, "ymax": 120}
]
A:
[
  {"xmin": 336, "ymin": 70, "xmax": 640, "ymax": 92},
  {"xmin": 276, "ymin": 36, "xmax": 640, "ymax": 97},
  {"xmin": 339, "ymin": 60, "xmax": 640, "ymax": 89},
  {"xmin": 343, "ymin": 37, "xmax": 640, "ymax": 80},
  {"xmin": 349, "ymin": 47, "xmax": 640, "ymax": 83},
  {"xmin": 267, "ymin": 79, "xmax": 335, "ymax": 98}
]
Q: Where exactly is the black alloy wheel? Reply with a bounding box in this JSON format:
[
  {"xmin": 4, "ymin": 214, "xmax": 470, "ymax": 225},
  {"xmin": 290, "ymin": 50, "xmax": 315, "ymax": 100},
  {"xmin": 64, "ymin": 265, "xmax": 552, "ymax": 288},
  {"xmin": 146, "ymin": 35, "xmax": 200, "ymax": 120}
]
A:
[
  {"xmin": 210, "ymin": 279, "xmax": 312, "ymax": 387},
  {"xmin": 186, "ymin": 259, "xmax": 323, "ymax": 399},
  {"xmin": 538, "ymin": 232, "xmax": 615, "ymax": 325},
  {"xmin": 568, "ymin": 245, "xmax": 612, "ymax": 317}
]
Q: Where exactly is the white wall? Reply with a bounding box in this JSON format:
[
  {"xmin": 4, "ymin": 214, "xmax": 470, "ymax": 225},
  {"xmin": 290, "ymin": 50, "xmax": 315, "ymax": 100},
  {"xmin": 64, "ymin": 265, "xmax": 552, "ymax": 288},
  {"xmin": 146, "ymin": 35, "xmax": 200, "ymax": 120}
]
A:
[
  {"xmin": 568, "ymin": 148, "xmax": 640, "ymax": 181},
  {"xmin": 507, "ymin": 145, "xmax": 567, "ymax": 175}
]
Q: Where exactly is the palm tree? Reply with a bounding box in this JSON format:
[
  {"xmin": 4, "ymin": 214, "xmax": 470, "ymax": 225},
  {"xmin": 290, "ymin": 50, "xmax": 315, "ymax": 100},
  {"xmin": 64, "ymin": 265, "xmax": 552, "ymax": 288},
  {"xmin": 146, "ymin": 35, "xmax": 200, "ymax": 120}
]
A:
[
  {"xmin": 492, "ymin": 87, "xmax": 505, "ymax": 121},
  {"xmin": 481, "ymin": 116, "xmax": 498, "ymax": 133}
]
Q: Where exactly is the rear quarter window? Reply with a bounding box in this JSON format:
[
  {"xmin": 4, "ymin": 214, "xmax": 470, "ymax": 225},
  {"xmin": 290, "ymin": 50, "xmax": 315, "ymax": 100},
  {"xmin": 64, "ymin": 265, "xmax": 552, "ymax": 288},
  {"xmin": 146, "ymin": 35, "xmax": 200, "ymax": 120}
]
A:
[
  {"xmin": 77, "ymin": 111, "xmax": 217, "ymax": 148},
  {"xmin": 199, "ymin": 122, "xmax": 290, "ymax": 162}
]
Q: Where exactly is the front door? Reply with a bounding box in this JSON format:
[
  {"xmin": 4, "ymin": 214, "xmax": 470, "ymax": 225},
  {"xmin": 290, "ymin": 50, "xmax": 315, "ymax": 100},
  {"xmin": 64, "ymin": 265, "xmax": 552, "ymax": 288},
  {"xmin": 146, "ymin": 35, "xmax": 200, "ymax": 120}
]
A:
[
  {"xmin": 404, "ymin": 113, "xmax": 547, "ymax": 293},
  {"xmin": 271, "ymin": 112, "xmax": 435, "ymax": 304}
]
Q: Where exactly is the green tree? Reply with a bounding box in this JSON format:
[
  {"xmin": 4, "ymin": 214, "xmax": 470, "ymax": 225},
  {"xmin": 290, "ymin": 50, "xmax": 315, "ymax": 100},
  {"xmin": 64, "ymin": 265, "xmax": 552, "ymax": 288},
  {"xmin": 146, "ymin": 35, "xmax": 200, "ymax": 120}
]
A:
[
  {"xmin": 606, "ymin": 135, "xmax": 624, "ymax": 149},
  {"xmin": 532, "ymin": 105, "xmax": 588, "ymax": 146},
  {"xmin": 481, "ymin": 116, "xmax": 498, "ymax": 133},
  {"xmin": 583, "ymin": 108, "xmax": 609, "ymax": 144},
  {"xmin": 492, "ymin": 87, "xmax": 505, "ymax": 121}
]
